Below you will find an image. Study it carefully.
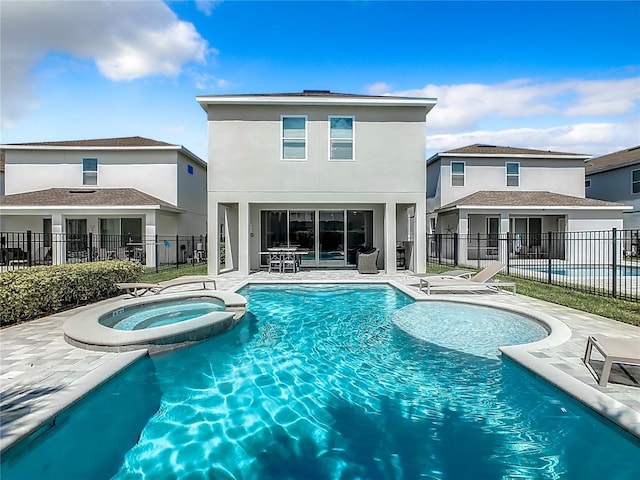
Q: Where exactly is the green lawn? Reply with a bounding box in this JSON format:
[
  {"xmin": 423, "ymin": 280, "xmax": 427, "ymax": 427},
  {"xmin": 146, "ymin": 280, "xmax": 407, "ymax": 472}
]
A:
[{"xmin": 426, "ymin": 266, "xmax": 640, "ymax": 326}]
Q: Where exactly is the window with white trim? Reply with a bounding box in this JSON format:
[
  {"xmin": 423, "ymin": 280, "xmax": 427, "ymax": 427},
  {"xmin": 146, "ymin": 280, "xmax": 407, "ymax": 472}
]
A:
[
  {"xmin": 633, "ymin": 169, "xmax": 640, "ymax": 194},
  {"xmin": 506, "ymin": 162, "xmax": 519, "ymax": 187},
  {"xmin": 451, "ymin": 161, "xmax": 465, "ymax": 186},
  {"xmin": 281, "ymin": 116, "xmax": 307, "ymax": 160},
  {"xmin": 82, "ymin": 158, "xmax": 98, "ymax": 185},
  {"xmin": 329, "ymin": 116, "xmax": 354, "ymax": 160}
]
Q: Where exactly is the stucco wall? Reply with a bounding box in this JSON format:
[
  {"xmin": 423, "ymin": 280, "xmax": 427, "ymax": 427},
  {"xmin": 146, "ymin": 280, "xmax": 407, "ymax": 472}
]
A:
[
  {"xmin": 207, "ymin": 104, "xmax": 426, "ymax": 195},
  {"xmin": 434, "ymin": 157, "xmax": 586, "ymax": 208},
  {"xmin": 5, "ymin": 149, "xmax": 178, "ymax": 205},
  {"xmin": 176, "ymin": 152, "xmax": 207, "ymax": 233},
  {"xmin": 586, "ymin": 165, "xmax": 640, "ymax": 229}
]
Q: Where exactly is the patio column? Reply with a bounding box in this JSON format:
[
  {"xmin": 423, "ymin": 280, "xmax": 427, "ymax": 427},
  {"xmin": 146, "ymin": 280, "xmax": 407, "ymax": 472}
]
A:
[
  {"xmin": 499, "ymin": 213, "xmax": 510, "ymax": 263},
  {"xmin": 414, "ymin": 200, "xmax": 427, "ymax": 273},
  {"xmin": 51, "ymin": 213, "xmax": 65, "ymax": 265},
  {"xmin": 457, "ymin": 212, "xmax": 469, "ymax": 265},
  {"xmin": 144, "ymin": 212, "xmax": 156, "ymax": 268},
  {"xmin": 385, "ymin": 202, "xmax": 397, "ymax": 274},
  {"xmin": 238, "ymin": 201, "xmax": 250, "ymax": 275},
  {"xmin": 208, "ymin": 197, "xmax": 220, "ymax": 276}
]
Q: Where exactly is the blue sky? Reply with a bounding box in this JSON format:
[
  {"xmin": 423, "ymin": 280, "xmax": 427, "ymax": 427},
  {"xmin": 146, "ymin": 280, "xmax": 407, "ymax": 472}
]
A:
[{"xmin": 1, "ymin": 0, "xmax": 639, "ymax": 161}]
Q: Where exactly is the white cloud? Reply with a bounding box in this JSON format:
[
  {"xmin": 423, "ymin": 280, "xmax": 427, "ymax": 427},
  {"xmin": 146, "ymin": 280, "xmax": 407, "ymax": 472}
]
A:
[
  {"xmin": 1, "ymin": 0, "xmax": 210, "ymax": 127},
  {"xmin": 195, "ymin": 0, "xmax": 222, "ymax": 16},
  {"xmin": 364, "ymin": 82, "xmax": 392, "ymax": 96},
  {"xmin": 427, "ymin": 122, "xmax": 640, "ymax": 158},
  {"xmin": 373, "ymin": 77, "xmax": 640, "ymax": 133}
]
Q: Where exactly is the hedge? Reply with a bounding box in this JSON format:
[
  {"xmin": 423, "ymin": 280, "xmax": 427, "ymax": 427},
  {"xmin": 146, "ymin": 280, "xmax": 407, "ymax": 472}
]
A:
[{"xmin": 0, "ymin": 261, "xmax": 143, "ymax": 327}]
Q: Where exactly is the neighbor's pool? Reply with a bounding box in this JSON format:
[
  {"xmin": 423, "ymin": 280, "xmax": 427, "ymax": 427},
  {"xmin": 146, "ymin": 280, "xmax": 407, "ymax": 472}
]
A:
[
  {"xmin": 2, "ymin": 284, "xmax": 639, "ymax": 479},
  {"xmin": 525, "ymin": 265, "xmax": 640, "ymax": 277},
  {"xmin": 98, "ymin": 297, "xmax": 226, "ymax": 330}
]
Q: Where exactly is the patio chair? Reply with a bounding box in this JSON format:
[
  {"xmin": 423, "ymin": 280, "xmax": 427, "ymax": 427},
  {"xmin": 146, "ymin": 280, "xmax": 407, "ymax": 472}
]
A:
[
  {"xmin": 281, "ymin": 251, "xmax": 298, "ymax": 273},
  {"xmin": 268, "ymin": 251, "xmax": 282, "ymax": 273},
  {"xmin": 115, "ymin": 276, "xmax": 217, "ymax": 297},
  {"xmin": 583, "ymin": 335, "xmax": 640, "ymax": 387},
  {"xmin": 357, "ymin": 248, "xmax": 379, "ymax": 274},
  {"xmin": 419, "ymin": 262, "xmax": 516, "ymax": 295}
]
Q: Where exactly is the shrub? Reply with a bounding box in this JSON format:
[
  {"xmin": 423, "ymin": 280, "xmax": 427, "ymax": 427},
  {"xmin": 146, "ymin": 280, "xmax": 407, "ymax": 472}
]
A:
[{"xmin": 0, "ymin": 261, "xmax": 143, "ymax": 327}]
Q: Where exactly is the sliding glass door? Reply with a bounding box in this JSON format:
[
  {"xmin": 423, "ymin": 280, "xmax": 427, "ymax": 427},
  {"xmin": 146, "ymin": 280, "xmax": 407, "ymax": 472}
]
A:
[
  {"xmin": 319, "ymin": 211, "xmax": 345, "ymax": 266},
  {"xmin": 260, "ymin": 209, "xmax": 373, "ymax": 268}
]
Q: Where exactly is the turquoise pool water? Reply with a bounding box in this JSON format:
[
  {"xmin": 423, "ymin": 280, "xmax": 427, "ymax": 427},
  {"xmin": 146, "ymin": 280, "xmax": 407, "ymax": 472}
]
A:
[
  {"xmin": 526, "ymin": 265, "xmax": 640, "ymax": 277},
  {"xmin": 2, "ymin": 284, "xmax": 639, "ymax": 479},
  {"xmin": 99, "ymin": 297, "xmax": 226, "ymax": 330}
]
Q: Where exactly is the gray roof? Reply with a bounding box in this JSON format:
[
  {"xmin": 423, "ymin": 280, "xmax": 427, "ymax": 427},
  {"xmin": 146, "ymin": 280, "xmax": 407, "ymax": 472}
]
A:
[
  {"xmin": 0, "ymin": 188, "xmax": 179, "ymax": 210},
  {"xmin": 428, "ymin": 144, "xmax": 590, "ymax": 164},
  {"xmin": 3, "ymin": 136, "xmax": 175, "ymax": 148},
  {"xmin": 198, "ymin": 90, "xmax": 409, "ymax": 100},
  {"xmin": 585, "ymin": 145, "xmax": 640, "ymax": 174},
  {"xmin": 438, "ymin": 190, "xmax": 629, "ymax": 211}
]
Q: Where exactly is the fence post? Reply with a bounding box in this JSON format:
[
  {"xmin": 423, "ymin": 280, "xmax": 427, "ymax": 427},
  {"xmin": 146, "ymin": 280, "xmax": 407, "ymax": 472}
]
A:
[
  {"xmin": 547, "ymin": 232, "xmax": 552, "ymax": 284},
  {"xmin": 191, "ymin": 235, "xmax": 195, "ymax": 266},
  {"xmin": 176, "ymin": 235, "xmax": 180, "ymax": 269},
  {"xmin": 436, "ymin": 234, "xmax": 441, "ymax": 265},
  {"xmin": 476, "ymin": 232, "xmax": 481, "ymax": 269},
  {"xmin": 506, "ymin": 232, "xmax": 511, "ymax": 275},
  {"xmin": 612, "ymin": 228, "xmax": 617, "ymax": 299},
  {"xmin": 88, "ymin": 232, "xmax": 94, "ymax": 262},
  {"xmin": 453, "ymin": 233, "xmax": 458, "ymax": 266},
  {"xmin": 27, "ymin": 230, "xmax": 33, "ymax": 267},
  {"xmin": 155, "ymin": 235, "xmax": 159, "ymax": 273}
]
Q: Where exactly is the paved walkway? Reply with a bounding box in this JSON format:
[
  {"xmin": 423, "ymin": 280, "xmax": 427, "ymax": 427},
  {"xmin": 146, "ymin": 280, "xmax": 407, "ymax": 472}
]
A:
[{"xmin": 1, "ymin": 269, "xmax": 639, "ymax": 453}]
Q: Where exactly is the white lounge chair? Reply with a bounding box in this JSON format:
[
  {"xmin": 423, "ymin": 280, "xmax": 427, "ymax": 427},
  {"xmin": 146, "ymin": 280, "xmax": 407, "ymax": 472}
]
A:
[
  {"xmin": 116, "ymin": 276, "xmax": 217, "ymax": 297},
  {"xmin": 583, "ymin": 335, "xmax": 640, "ymax": 387},
  {"xmin": 419, "ymin": 262, "xmax": 516, "ymax": 295}
]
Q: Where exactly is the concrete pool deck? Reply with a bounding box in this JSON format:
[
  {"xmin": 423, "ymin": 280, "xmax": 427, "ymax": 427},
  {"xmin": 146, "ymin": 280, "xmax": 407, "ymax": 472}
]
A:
[{"xmin": 1, "ymin": 269, "xmax": 639, "ymax": 453}]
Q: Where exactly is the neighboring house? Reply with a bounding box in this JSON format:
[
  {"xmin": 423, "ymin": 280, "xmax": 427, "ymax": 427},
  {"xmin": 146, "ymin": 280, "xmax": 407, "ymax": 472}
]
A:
[
  {"xmin": 426, "ymin": 144, "xmax": 631, "ymax": 263},
  {"xmin": 585, "ymin": 145, "xmax": 640, "ymax": 230},
  {"xmin": 197, "ymin": 90, "xmax": 437, "ymax": 275},
  {"xmin": 0, "ymin": 136, "xmax": 207, "ymax": 267}
]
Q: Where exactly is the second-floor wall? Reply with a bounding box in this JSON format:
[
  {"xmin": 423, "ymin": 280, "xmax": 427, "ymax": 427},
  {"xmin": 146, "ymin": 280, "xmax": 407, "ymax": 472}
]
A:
[
  {"xmin": 427, "ymin": 150, "xmax": 588, "ymax": 211},
  {"xmin": 203, "ymin": 101, "xmax": 430, "ymax": 197},
  {"xmin": 4, "ymin": 149, "xmax": 180, "ymax": 206}
]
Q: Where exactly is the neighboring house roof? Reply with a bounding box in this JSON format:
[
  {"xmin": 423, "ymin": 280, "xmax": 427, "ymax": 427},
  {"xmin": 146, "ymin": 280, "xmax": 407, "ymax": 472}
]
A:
[
  {"xmin": 3, "ymin": 136, "xmax": 174, "ymax": 148},
  {"xmin": 584, "ymin": 145, "xmax": 640, "ymax": 175},
  {"xmin": 197, "ymin": 90, "xmax": 437, "ymax": 111},
  {"xmin": 437, "ymin": 191, "xmax": 631, "ymax": 212},
  {"xmin": 0, "ymin": 188, "xmax": 182, "ymax": 212},
  {"xmin": 1, "ymin": 136, "xmax": 206, "ymax": 167},
  {"xmin": 427, "ymin": 144, "xmax": 590, "ymax": 164}
]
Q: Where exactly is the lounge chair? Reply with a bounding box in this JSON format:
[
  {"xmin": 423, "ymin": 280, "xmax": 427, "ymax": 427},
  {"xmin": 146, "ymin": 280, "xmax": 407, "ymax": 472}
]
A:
[
  {"xmin": 583, "ymin": 335, "xmax": 640, "ymax": 387},
  {"xmin": 419, "ymin": 262, "xmax": 516, "ymax": 295},
  {"xmin": 116, "ymin": 276, "xmax": 217, "ymax": 297},
  {"xmin": 413, "ymin": 269, "xmax": 474, "ymax": 279},
  {"xmin": 357, "ymin": 248, "xmax": 379, "ymax": 274}
]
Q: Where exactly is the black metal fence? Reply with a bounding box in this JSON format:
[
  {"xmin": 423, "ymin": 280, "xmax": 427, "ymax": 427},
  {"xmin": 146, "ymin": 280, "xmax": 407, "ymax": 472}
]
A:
[
  {"xmin": 428, "ymin": 228, "xmax": 639, "ymax": 302},
  {"xmin": 0, "ymin": 231, "xmax": 208, "ymax": 273}
]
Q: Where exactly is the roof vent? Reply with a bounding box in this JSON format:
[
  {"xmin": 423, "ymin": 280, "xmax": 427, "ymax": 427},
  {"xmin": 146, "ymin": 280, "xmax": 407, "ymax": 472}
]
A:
[
  {"xmin": 302, "ymin": 89, "xmax": 331, "ymax": 94},
  {"xmin": 69, "ymin": 189, "xmax": 96, "ymax": 194},
  {"xmin": 477, "ymin": 144, "xmax": 496, "ymax": 148}
]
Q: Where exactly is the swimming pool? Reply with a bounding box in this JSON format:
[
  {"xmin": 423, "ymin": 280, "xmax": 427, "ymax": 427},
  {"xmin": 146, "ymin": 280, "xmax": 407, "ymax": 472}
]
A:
[
  {"xmin": 525, "ymin": 265, "xmax": 640, "ymax": 277},
  {"xmin": 2, "ymin": 284, "xmax": 639, "ymax": 479}
]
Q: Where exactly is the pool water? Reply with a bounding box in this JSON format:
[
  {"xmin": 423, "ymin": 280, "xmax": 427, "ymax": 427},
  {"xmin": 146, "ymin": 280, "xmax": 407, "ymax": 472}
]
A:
[
  {"xmin": 2, "ymin": 284, "xmax": 639, "ymax": 479},
  {"xmin": 527, "ymin": 265, "xmax": 640, "ymax": 277},
  {"xmin": 99, "ymin": 297, "xmax": 226, "ymax": 330}
]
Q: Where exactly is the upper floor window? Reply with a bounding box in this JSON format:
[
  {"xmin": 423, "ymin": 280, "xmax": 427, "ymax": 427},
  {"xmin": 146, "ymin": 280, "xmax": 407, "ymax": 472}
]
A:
[
  {"xmin": 82, "ymin": 158, "xmax": 98, "ymax": 185},
  {"xmin": 282, "ymin": 115, "xmax": 307, "ymax": 160},
  {"xmin": 506, "ymin": 162, "xmax": 520, "ymax": 186},
  {"xmin": 633, "ymin": 169, "xmax": 640, "ymax": 194},
  {"xmin": 329, "ymin": 116, "xmax": 354, "ymax": 161},
  {"xmin": 585, "ymin": 179, "xmax": 591, "ymax": 189},
  {"xmin": 187, "ymin": 164, "xmax": 194, "ymax": 175},
  {"xmin": 451, "ymin": 161, "xmax": 465, "ymax": 186}
]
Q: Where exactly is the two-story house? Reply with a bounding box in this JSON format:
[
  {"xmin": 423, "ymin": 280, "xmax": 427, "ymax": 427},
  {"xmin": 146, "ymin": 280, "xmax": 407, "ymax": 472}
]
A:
[
  {"xmin": 585, "ymin": 145, "xmax": 640, "ymax": 257},
  {"xmin": 427, "ymin": 144, "xmax": 630, "ymax": 263},
  {"xmin": 585, "ymin": 146, "xmax": 640, "ymax": 229},
  {"xmin": 0, "ymin": 136, "xmax": 207, "ymax": 267},
  {"xmin": 197, "ymin": 91, "xmax": 437, "ymax": 275}
]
